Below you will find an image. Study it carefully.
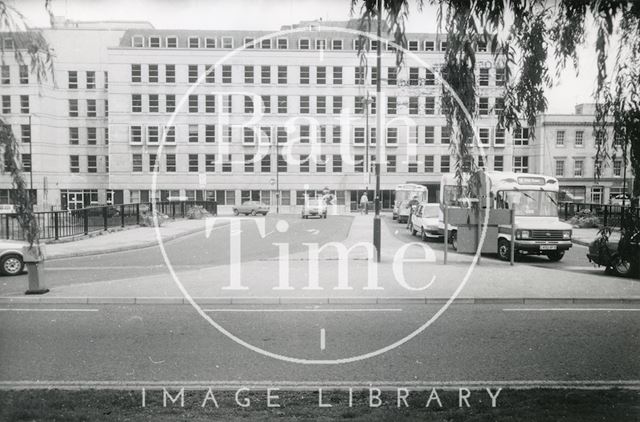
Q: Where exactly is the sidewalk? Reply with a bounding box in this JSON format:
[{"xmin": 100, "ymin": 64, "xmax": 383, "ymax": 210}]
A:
[
  {"xmin": 571, "ymin": 228, "xmax": 599, "ymax": 246},
  {"xmin": 4, "ymin": 215, "xmax": 639, "ymax": 304},
  {"xmin": 42, "ymin": 218, "xmax": 210, "ymax": 259}
]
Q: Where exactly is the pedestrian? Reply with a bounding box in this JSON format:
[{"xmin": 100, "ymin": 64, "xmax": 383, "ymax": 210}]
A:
[
  {"xmin": 360, "ymin": 192, "xmax": 369, "ymax": 215},
  {"xmin": 406, "ymin": 195, "xmax": 419, "ymax": 229}
]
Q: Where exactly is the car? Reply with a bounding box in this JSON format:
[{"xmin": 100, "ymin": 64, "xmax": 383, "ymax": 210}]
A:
[
  {"xmin": 587, "ymin": 229, "xmax": 639, "ymax": 277},
  {"xmin": 233, "ymin": 201, "xmax": 269, "ymax": 216},
  {"xmin": 302, "ymin": 199, "xmax": 327, "ymax": 219},
  {"xmin": 610, "ymin": 194, "xmax": 632, "ymax": 206},
  {"xmin": 409, "ymin": 203, "xmax": 445, "ymax": 240},
  {"xmin": 0, "ymin": 239, "xmax": 26, "ymax": 276}
]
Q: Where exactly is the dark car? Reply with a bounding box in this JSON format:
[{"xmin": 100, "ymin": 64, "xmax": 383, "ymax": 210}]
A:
[{"xmin": 587, "ymin": 230, "xmax": 639, "ymax": 277}]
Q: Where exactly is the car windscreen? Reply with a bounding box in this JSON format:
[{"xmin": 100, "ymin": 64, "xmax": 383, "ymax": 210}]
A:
[
  {"xmin": 422, "ymin": 205, "xmax": 440, "ymax": 217},
  {"xmin": 496, "ymin": 190, "xmax": 559, "ymax": 217}
]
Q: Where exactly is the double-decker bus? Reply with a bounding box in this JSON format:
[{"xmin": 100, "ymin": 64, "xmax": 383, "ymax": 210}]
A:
[{"xmin": 393, "ymin": 183, "xmax": 428, "ymax": 223}]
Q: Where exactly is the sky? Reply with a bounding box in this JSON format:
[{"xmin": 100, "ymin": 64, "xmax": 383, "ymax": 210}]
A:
[{"xmin": 8, "ymin": 0, "xmax": 607, "ymax": 114}]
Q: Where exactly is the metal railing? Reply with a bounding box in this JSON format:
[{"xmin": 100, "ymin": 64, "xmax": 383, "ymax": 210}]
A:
[
  {"xmin": 0, "ymin": 201, "xmax": 217, "ymax": 241},
  {"xmin": 560, "ymin": 202, "xmax": 639, "ymax": 227}
]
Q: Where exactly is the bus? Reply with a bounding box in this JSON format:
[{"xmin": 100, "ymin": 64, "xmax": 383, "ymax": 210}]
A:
[
  {"xmin": 393, "ymin": 183, "xmax": 428, "ymax": 223},
  {"xmin": 440, "ymin": 171, "xmax": 573, "ymax": 261}
]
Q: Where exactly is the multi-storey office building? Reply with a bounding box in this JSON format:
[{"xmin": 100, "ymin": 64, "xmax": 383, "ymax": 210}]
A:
[
  {"xmin": 1, "ymin": 18, "xmax": 533, "ymax": 212},
  {"xmin": 535, "ymin": 103, "xmax": 634, "ymax": 204}
]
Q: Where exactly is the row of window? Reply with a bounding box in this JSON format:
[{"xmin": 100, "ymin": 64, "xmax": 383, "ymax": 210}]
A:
[
  {"xmin": 128, "ymin": 93, "xmax": 505, "ymax": 116},
  {"xmin": 129, "ymin": 34, "xmax": 459, "ymax": 53},
  {"xmin": 0, "ymin": 95, "xmax": 29, "ymax": 114},
  {"xmin": 67, "ymin": 70, "xmax": 108, "ymax": 90},
  {"xmin": 555, "ymin": 129, "xmax": 625, "ymax": 147},
  {"xmin": 127, "ymin": 152, "xmax": 520, "ymax": 174},
  {"xmin": 0, "ymin": 65, "xmax": 29, "ymax": 85},
  {"xmin": 69, "ymin": 155, "xmax": 108, "ymax": 174},
  {"xmin": 554, "ymin": 158, "xmax": 625, "ymax": 177},
  {"xmin": 68, "ymin": 127, "xmax": 109, "ymax": 145},
  {"xmin": 67, "ymin": 99, "xmax": 108, "ymax": 117},
  {"xmin": 130, "ymin": 64, "xmax": 505, "ymax": 87},
  {"xmin": 128, "ymin": 124, "xmax": 528, "ymax": 146}
]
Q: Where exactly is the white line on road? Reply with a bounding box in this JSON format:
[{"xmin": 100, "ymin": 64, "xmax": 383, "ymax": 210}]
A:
[
  {"xmin": 203, "ymin": 308, "xmax": 403, "ymax": 313},
  {"xmin": 0, "ymin": 308, "xmax": 99, "ymax": 312},
  {"xmin": 504, "ymin": 308, "xmax": 640, "ymax": 312},
  {"xmin": 320, "ymin": 328, "xmax": 326, "ymax": 350}
]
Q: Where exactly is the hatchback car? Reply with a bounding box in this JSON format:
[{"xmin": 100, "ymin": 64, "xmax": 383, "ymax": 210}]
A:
[
  {"xmin": 410, "ymin": 203, "xmax": 445, "ymax": 240},
  {"xmin": 301, "ymin": 200, "xmax": 327, "ymax": 219},
  {"xmin": 233, "ymin": 201, "xmax": 269, "ymax": 216},
  {"xmin": 0, "ymin": 239, "xmax": 27, "ymax": 276}
]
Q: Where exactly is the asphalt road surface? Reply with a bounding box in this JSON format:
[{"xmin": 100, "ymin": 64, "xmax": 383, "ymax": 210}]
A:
[
  {"xmin": 0, "ymin": 303, "xmax": 638, "ymax": 385},
  {"xmin": 0, "ymin": 214, "xmax": 612, "ymax": 296}
]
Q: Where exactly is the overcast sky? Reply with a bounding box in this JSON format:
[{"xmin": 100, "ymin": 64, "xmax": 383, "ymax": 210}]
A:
[{"xmin": 9, "ymin": 0, "xmax": 607, "ymax": 114}]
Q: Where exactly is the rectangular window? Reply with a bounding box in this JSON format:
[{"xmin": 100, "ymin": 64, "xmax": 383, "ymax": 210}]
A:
[
  {"xmin": 332, "ymin": 39, "xmax": 343, "ymax": 50},
  {"xmin": 556, "ymin": 130, "xmax": 565, "ymax": 146},
  {"xmin": 222, "ymin": 37, "xmax": 233, "ymax": 49},
  {"xmin": 354, "ymin": 155, "xmax": 364, "ymax": 173},
  {"xmin": 317, "ymin": 66, "xmax": 326, "ymax": 84},
  {"xmin": 575, "ymin": 130, "xmax": 584, "ymax": 146},
  {"xmin": 494, "ymin": 155, "xmax": 504, "ymax": 171},
  {"xmin": 205, "ymin": 125, "xmax": 216, "ymax": 143},
  {"xmin": 164, "ymin": 126, "xmax": 175, "ymax": 143},
  {"xmin": 277, "ymin": 126, "xmax": 288, "ymax": 143},
  {"xmin": 277, "ymin": 96, "xmax": 287, "ymax": 114},
  {"xmin": 189, "ymin": 95, "xmax": 198, "ymax": 113},
  {"xmin": 166, "ymin": 36, "xmax": 177, "ymax": 48},
  {"xmin": 424, "ymin": 69, "xmax": 435, "ymax": 85},
  {"xmin": 130, "ymin": 126, "xmax": 142, "ymax": 143},
  {"xmin": 87, "ymin": 127, "xmax": 97, "ymax": 145},
  {"xmin": 613, "ymin": 160, "xmax": 622, "ymax": 176},
  {"xmin": 333, "ymin": 96, "xmax": 342, "ymax": 114},
  {"xmin": 146, "ymin": 94, "xmax": 159, "ymax": 113},
  {"xmin": 409, "ymin": 67, "xmax": 419, "ymax": 85},
  {"xmin": 131, "ymin": 95, "xmax": 142, "ymax": 113},
  {"xmin": 278, "ymin": 66, "xmax": 287, "ymax": 84},
  {"xmin": 147, "ymin": 126, "xmax": 159, "ymax": 143},
  {"xmin": 513, "ymin": 127, "xmax": 529, "ymax": 145},
  {"xmin": 84, "ymin": 71, "xmax": 95, "ymax": 89},
  {"xmin": 148, "ymin": 36, "xmax": 160, "ymax": 48},
  {"xmin": 299, "ymin": 125, "xmax": 310, "ymax": 143},
  {"xmin": 260, "ymin": 65, "xmax": 271, "ymax": 84},
  {"xmin": 316, "ymin": 39, "xmax": 326, "ymax": 50},
  {"xmin": 387, "ymin": 127, "xmax": 398, "ymax": 144},
  {"xmin": 165, "ymin": 94, "xmax": 176, "ymax": 113},
  {"xmin": 300, "ymin": 66, "xmax": 309, "ymax": 84},
  {"xmin": 187, "ymin": 64, "xmax": 198, "ymax": 83},
  {"xmin": 165, "ymin": 64, "xmax": 175, "ymax": 83},
  {"xmin": 333, "ymin": 66, "xmax": 342, "ymax": 84},
  {"xmin": 424, "ymin": 155, "xmax": 434, "ymax": 173},
  {"xmin": 441, "ymin": 126, "xmax": 451, "ymax": 144},
  {"xmin": 441, "ymin": 41, "xmax": 448, "ymax": 51},
  {"xmin": 387, "ymin": 67, "xmax": 397, "ymax": 86},
  {"xmin": 69, "ymin": 99, "xmax": 79, "ymax": 117},
  {"xmin": 277, "ymin": 38, "xmax": 288, "ymax": 49},
  {"xmin": 146, "ymin": 65, "xmax": 158, "ymax": 83},
  {"xmin": 479, "ymin": 128, "xmax": 490, "ymax": 145},
  {"xmin": 244, "ymin": 37, "xmax": 254, "ymax": 48},
  {"xmin": 149, "ymin": 154, "xmax": 158, "ymax": 172},
  {"xmin": 355, "ymin": 66, "xmax": 365, "ymax": 85},
  {"xmin": 0, "ymin": 65, "xmax": 7, "ymax": 85},
  {"xmin": 205, "ymin": 154, "xmax": 215, "ymax": 172},
  {"xmin": 204, "ymin": 94, "xmax": 216, "ymax": 113},
  {"xmin": 424, "ymin": 40, "xmax": 435, "ymax": 51},
  {"xmin": 223, "ymin": 95, "xmax": 232, "ymax": 113},
  {"xmin": 574, "ymin": 159, "xmax": 583, "ymax": 177},
  {"xmin": 188, "ymin": 124, "xmax": 199, "ymax": 143},
  {"xmin": 479, "ymin": 68, "xmax": 489, "ymax": 86},
  {"xmin": 354, "ymin": 127, "xmax": 365, "ymax": 144},
  {"xmin": 513, "ymin": 156, "xmax": 529, "ymax": 173},
  {"xmin": 21, "ymin": 124, "xmax": 30, "ymax": 143},
  {"xmin": 244, "ymin": 127, "xmax": 255, "ymax": 144},
  {"xmin": 244, "ymin": 154, "xmax": 254, "ymax": 173},
  {"xmin": 204, "ymin": 65, "xmax": 215, "ymax": 83},
  {"xmin": 205, "ymin": 37, "xmax": 216, "ymax": 48},
  {"xmin": 299, "ymin": 96, "xmax": 310, "ymax": 114},
  {"xmin": 130, "ymin": 65, "xmax": 142, "ymax": 83},
  {"xmin": 299, "ymin": 39, "xmax": 310, "ymax": 49},
  {"xmin": 188, "ymin": 37, "xmax": 200, "ymax": 48},
  {"xmin": 259, "ymin": 38, "xmax": 271, "ymax": 49},
  {"xmin": 68, "ymin": 70, "xmax": 78, "ymax": 88},
  {"xmin": 332, "ymin": 126, "xmax": 341, "ymax": 144},
  {"xmin": 70, "ymin": 155, "xmax": 80, "ymax": 173},
  {"xmin": 555, "ymin": 159, "xmax": 565, "ymax": 177},
  {"xmin": 20, "ymin": 95, "xmax": 29, "ymax": 114},
  {"xmin": 299, "ymin": 154, "xmax": 310, "ymax": 173},
  {"xmin": 221, "ymin": 155, "xmax": 232, "ymax": 172},
  {"xmin": 332, "ymin": 155, "xmax": 342, "ymax": 172},
  {"xmin": 188, "ymin": 154, "xmax": 199, "ymax": 172},
  {"xmin": 132, "ymin": 154, "xmax": 142, "ymax": 172},
  {"xmin": 244, "ymin": 65, "xmax": 254, "ymax": 84},
  {"xmin": 260, "ymin": 154, "xmax": 271, "ymax": 172},
  {"xmin": 424, "ymin": 126, "xmax": 435, "ymax": 144},
  {"xmin": 87, "ymin": 155, "xmax": 97, "ymax": 173},
  {"xmin": 478, "ymin": 97, "xmax": 489, "ymax": 115},
  {"xmin": 354, "ymin": 96, "xmax": 364, "ymax": 114},
  {"xmin": 273, "ymin": 154, "xmax": 285, "ymax": 172},
  {"xmin": 495, "ymin": 68, "xmax": 505, "ymax": 86},
  {"xmin": 440, "ymin": 155, "xmax": 450, "ymax": 173},
  {"xmin": 316, "ymin": 96, "xmax": 326, "ymax": 114},
  {"xmin": 1, "ymin": 95, "xmax": 10, "ymax": 114},
  {"xmin": 387, "ymin": 97, "xmax": 397, "ymax": 114},
  {"xmin": 386, "ymin": 155, "xmax": 396, "ymax": 173},
  {"xmin": 165, "ymin": 154, "xmax": 176, "ymax": 172},
  {"xmin": 19, "ymin": 65, "xmax": 28, "ymax": 84},
  {"xmin": 424, "ymin": 97, "xmax": 435, "ymax": 114},
  {"xmin": 69, "ymin": 127, "xmax": 79, "ymax": 145},
  {"xmin": 222, "ymin": 65, "xmax": 232, "ymax": 83},
  {"xmin": 244, "ymin": 95, "xmax": 254, "ymax": 113},
  {"xmin": 408, "ymin": 156, "xmax": 418, "ymax": 173}
]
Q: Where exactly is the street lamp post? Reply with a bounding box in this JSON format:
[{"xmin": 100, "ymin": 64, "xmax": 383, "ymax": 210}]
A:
[{"xmin": 373, "ymin": 0, "xmax": 383, "ymax": 262}]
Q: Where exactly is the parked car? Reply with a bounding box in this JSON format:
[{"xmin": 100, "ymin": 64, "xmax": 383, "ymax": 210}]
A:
[
  {"xmin": 587, "ymin": 229, "xmax": 639, "ymax": 277},
  {"xmin": 233, "ymin": 201, "xmax": 269, "ymax": 216},
  {"xmin": 302, "ymin": 199, "xmax": 327, "ymax": 219},
  {"xmin": 410, "ymin": 203, "xmax": 445, "ymax": 240},
  {"xmin": 611, "ymin": 194, "xmax": 632, "ymax": 206},
  {"xmin": 0, "ymin": 240, "xmax": 26, "ymax": 276}
]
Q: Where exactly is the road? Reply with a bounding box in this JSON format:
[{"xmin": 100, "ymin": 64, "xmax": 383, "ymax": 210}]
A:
[
  {"xmin": 0, "ymin": 302, "xmax": 638, "ymax": 385},
  {"xmin": 0, "ymin": 214, "xmax": 610, "ymax": 296}
]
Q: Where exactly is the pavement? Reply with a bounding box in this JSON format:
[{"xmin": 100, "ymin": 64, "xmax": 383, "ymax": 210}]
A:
[
  {"xmin": 571, "ymin": 227, "xmax": 600, "ymax": 246},
  {"xmin": 2, "ymin": 214, "xmax": 639, "ymax": 305}
]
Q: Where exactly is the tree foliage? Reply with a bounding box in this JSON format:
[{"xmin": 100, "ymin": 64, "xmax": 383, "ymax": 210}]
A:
[{"xmin": 351, "ymin": 0, "xmax": 640, "ymax": 196}]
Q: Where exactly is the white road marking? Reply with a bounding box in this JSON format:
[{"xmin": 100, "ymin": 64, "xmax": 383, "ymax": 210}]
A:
[
  {"xmin": 0, "ymin": 308, "xmax": 99, "ymax": 312},
  {"xmin": 203, "ymin": 308, "xmax": 402, "ymax": 313},
  {"xmin": 306, "ymin": 229, "xmax": 319, "ymax": 235},
  {"xmin": 503, "ymin": 308, "xmax": 640, "ymax": 312},
  {"xmin": 320, "ymin": 328, "xmax": 326, "ymax": 351}
]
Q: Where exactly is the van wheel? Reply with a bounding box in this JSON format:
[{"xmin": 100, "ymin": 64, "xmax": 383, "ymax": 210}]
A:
[
  {"xmin": 251, "ymin": 210, "xmax": 257, "ymax": 216},
  {"xmin": 611, "ymin": 255, "xmax": 633, "ymax": 277},
  {"xmin": 450, "ymin": 231, "xmax": 458, "ymax": 251},
  {"xmin": 498, "ymin": 239, "xmax": 511, "ymax": 261},
  {"xmin": 547, "ymin": 251, "xmax": 564, "ymax": 262},
  {"xmin": 233, "ymin": 209, "xmax": 239, "ymax": 216}
]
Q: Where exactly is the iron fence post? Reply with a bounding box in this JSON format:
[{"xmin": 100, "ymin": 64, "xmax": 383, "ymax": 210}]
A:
[
  {"xmin": 54, "ymin": 212, "xmax": 59, "ymax": 240},
  {"xmin": 103, "ymin": 206, "xmax": 108, "ymax": 231},
  {"xmin": 120, "ymin": 205, "xmax": 125, "ymax": 228},
  {"xmin": 83, "ymin": 209, "xmax": 89, "ymax": 235},
  {"xmin": 136, "ymin": 204, "xmax": 140, "ymax": 225}
]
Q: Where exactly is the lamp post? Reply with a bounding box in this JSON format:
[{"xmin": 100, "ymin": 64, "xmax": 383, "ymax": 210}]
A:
[
  {"xmin": 373, "ymin": 0, "xmax": 383, "ymax": 262},
  {"xmin": 363, "ymin": 92, "xmax": 374, "ymax": 190}
]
